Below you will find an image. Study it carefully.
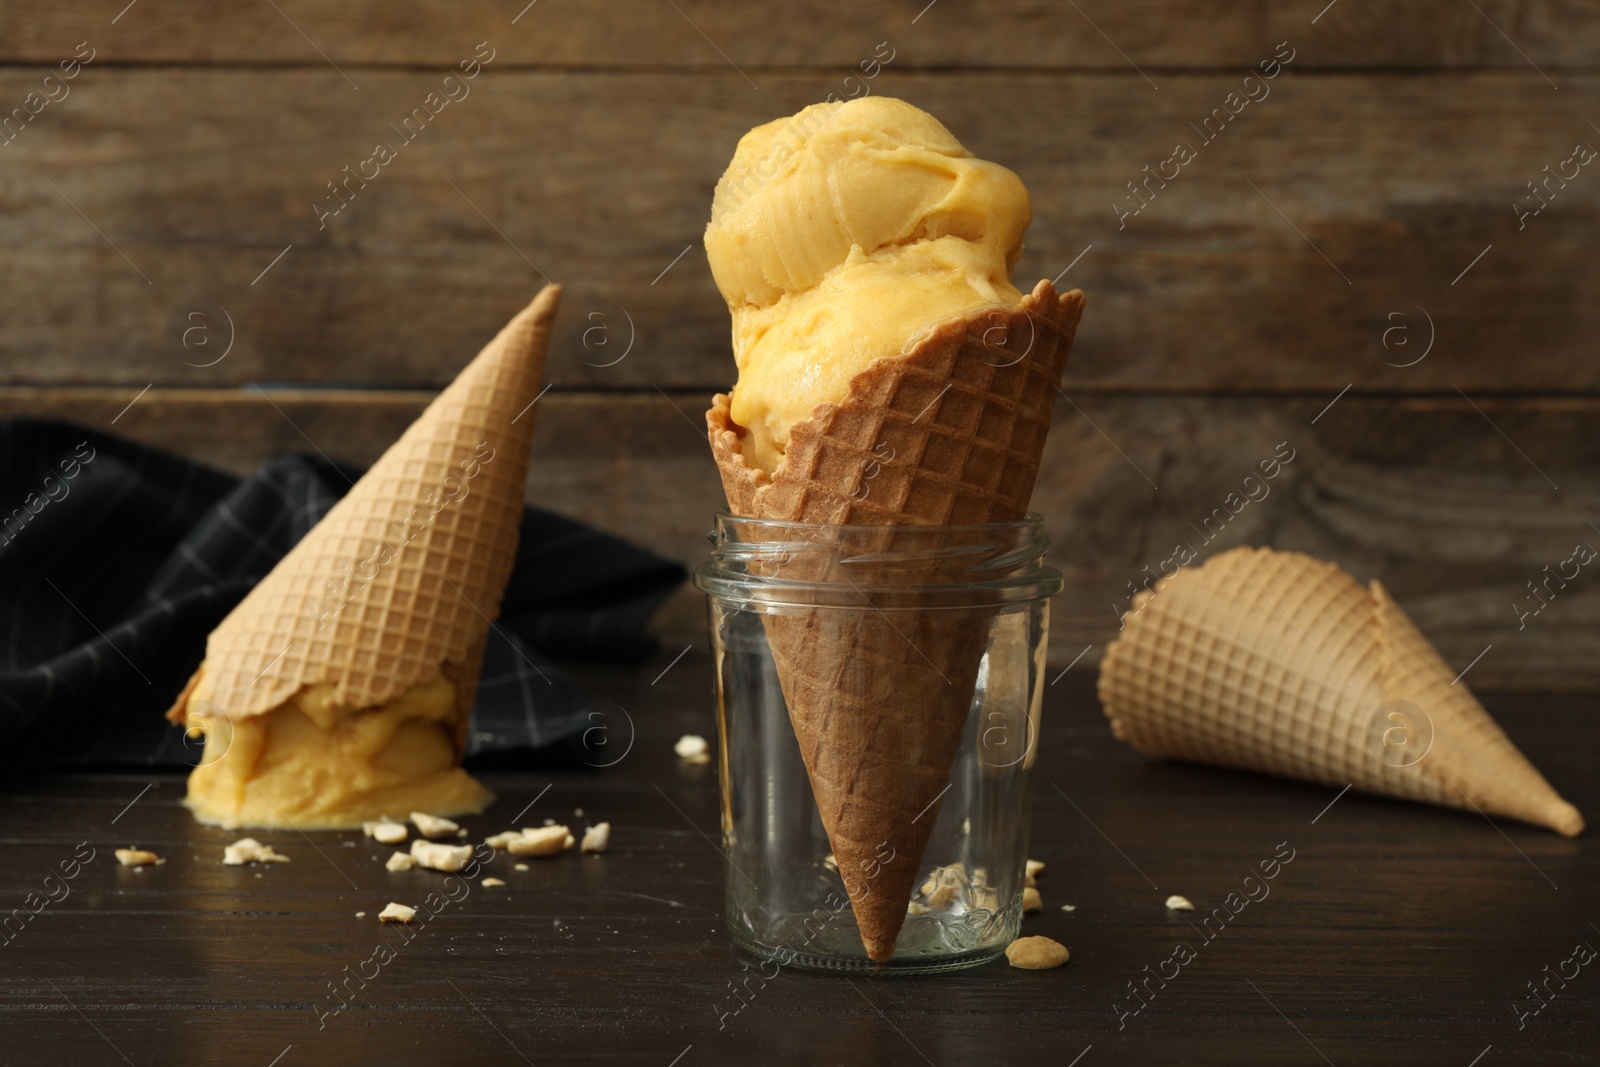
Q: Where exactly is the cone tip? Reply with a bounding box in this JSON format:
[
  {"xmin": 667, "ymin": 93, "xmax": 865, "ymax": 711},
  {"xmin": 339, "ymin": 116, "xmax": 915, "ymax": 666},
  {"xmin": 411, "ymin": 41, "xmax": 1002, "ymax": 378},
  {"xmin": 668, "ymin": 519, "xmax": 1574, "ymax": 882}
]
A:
[
  {"xmin": 863, "ymin": 937, "xmax": 896, "ymax": 962},
  {"xmin": 496, "ymin": 284, "xmax": 562, "ymax": 344},
  {"xmin": 467, "ymin": 284, "xmax": 561, "ymax": 388},
  {"xmin": 517, "ymin": 283, "xmax": 562, "ymax": 326},
  {"xmin": 1548, "ymin": 800, "xmax": 1585, "ymax": 838}
]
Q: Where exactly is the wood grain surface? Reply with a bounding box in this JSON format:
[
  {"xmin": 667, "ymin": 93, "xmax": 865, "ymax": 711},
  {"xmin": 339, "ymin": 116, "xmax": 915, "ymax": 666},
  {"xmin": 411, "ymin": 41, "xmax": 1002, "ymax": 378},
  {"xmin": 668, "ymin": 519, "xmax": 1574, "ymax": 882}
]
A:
[
  {"xmin": 0, "ymin": 659, "xmax": 1593, "ymax": 1066},
  {"xmin": 1, "ymin": 0, "xmax": 1595, "ymax": 69},
  {"xmin": 0, "ymin": 68, "xmax": 1595, "ymax": 391},
  {"xmin": 5, "ymin": 386, "xmax": 1593, "ymax": 690}
]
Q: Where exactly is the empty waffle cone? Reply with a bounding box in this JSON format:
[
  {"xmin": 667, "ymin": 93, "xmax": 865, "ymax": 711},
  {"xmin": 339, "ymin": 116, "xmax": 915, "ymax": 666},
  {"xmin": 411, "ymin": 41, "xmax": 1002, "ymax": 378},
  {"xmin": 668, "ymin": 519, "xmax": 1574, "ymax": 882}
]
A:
[
  {"xmin": 1099, "ymin": 546, "xmax": 1583, "ymax": 837},
  {"xmin": 708, "ymin": 280, "xmax": 1086, "ymax": 959},
  {"xmin": 167, "ymin": 285, "xmax": 561, "ymax": 829}
]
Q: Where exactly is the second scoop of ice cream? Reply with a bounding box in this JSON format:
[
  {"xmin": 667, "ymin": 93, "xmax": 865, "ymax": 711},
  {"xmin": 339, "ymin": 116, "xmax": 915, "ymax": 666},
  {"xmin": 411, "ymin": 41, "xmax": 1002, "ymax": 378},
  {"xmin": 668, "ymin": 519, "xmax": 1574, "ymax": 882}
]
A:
[{"xmin": 705, "ymin": 97, "xmax": 1031, "ymax": 473}]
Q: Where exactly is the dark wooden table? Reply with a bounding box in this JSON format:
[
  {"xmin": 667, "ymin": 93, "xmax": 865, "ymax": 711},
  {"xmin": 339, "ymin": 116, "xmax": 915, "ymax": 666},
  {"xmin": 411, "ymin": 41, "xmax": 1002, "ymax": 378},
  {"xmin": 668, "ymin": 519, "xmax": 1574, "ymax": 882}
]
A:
[{"xmin": 2, "ymin": 651, "xmax": 1594, "ymax": 1066}]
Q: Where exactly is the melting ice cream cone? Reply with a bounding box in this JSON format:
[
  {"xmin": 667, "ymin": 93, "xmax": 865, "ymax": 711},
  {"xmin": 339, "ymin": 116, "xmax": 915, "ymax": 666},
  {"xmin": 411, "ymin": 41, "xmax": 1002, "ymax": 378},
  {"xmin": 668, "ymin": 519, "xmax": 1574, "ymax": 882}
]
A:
[{"xmin": 167, "ymin": 286, "xmax": 561, "ymax": 829}]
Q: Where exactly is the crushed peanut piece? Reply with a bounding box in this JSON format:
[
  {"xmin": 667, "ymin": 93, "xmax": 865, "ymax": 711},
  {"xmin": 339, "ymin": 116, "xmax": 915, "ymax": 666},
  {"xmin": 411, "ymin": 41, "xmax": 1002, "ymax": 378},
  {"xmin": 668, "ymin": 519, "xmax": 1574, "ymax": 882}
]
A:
[
  {"xmin": 1006, "ymin": 935, "xmax": 1069, "ymax": 970},
  {"xmin": 513, "ymin": 863, "xmax": 530, "ymax": 872},
  {"xmin": 508, "ymin": 825, "xmax": 573, "ymax": 857},
  {"xmin": 378, "ymin": 902, "xmax": 416, "ymax": 923},
  {"xmin": 574, "ymin": 807, "xmax": 584, "ymax": 818},
  {"xmin": 1061, "ymin": 903, "xmax": 1077, "ymax": 912},
  {"xmin": 920, "ymin": 862, "xmax": 967, "ymax": 896},
  {"xmin": 1022, "ymin": 887, "xmax": 1043, "ymax": 913},
  {"xmin": 484, "ymin": 831, "xmax": 521, "ymax": 850},
  {"xmin": 674, "ymin": 734, "xmax": 711, "ymax": 764},
  {"xmin": 1165, "ymin": 894, "xmax": 1194, "ymax": 911},
  {"xmin": 223, "ymin": 838, "xmax": 289, "ymax": 866},
  {"xmin": 409, "ymin": 812, "xmax": 460, "ymax": 839},
  {"xmin": 823, "ymin": 853, "xmax": 838, "ymax": 872},
  {"xmin": 385, "ymin": 851, "xmax": 417, "ymax": 872},
  {"xmin": 907, "ymin": 901, "xmax": 931, "ymax": 916},
  {"xmin": 481, "ymin": 877, "xmax": 507, "ymax": 888},
  {"xmin": 542, "ymin": 818, "xmax": 556, "ymax": 827},
  {"xmin": 580, "ymin": 822, "xmax": 611, "ymax": 854},
  {"xmin": 363, "ymin": 820, "xmax": 408, "ymax": 845},
  {"xmin": 920, "ymin": 861, "xmax": 969, "ymax": 910},
  {"xmin": 115, "ymin": 848, "xmax": 164, "ymax": 867},
  {"xmin": 410, "ymin": 839, "xmax": 473, "ymax": 873},
  {"xmin": 965, "ymin": 870, "xmax": 999, "ymax": 913},
  {"xmin": 355, "ymin": 911, "xmax": 366, "ymax": 918},
  {"xmin": 1025, "ymin": 859, "xmax": 1045, "ymax": 887}
]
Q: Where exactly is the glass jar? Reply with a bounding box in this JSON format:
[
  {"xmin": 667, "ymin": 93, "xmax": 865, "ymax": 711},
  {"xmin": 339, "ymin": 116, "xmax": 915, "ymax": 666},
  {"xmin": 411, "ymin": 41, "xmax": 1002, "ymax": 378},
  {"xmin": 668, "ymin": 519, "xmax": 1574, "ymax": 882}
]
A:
[{"xmin": 692, "ymin": 512, "xmax": 1061, "ymax": 973}]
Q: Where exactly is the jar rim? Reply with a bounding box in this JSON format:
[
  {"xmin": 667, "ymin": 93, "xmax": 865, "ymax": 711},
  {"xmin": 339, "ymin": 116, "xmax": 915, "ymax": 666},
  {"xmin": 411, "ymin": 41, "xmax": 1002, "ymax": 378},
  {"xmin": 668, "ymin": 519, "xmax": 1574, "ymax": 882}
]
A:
[
  {"xmin": 710, "ymin": 509, "xmax": 1048, "ymax": 535},
  {"xmin": 693, "ymin": 510, "xmax": 1063, "ymax": 607}
]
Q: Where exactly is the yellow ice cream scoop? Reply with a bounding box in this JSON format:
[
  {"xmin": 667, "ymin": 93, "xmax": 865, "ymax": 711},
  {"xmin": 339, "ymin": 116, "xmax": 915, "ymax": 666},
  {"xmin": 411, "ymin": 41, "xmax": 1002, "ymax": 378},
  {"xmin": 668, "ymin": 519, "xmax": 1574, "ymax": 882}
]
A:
[{"xmin": 705, "ymin": 96, "xmax": 1031, "ymax": 472}]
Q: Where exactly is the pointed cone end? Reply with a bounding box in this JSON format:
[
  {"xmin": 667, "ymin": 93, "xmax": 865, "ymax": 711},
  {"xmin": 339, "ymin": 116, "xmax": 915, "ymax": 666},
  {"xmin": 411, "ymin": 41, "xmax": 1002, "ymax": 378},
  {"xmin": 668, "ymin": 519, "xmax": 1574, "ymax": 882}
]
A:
[
  {"xmin": 1550, "ymin": 802, "xmax": 1585, "ymax": 838},
  {"xmin": 487, "ymin": 284, "xmax": 562, "ymax": 372},
  {"xmin": 862, "ymin": 936, "xmax": 897, "ymax": 963},
  {"xmin": 1372, "ymin": 582, "xmax": 1586, "ymax": 840},
  {"xmin": 515, "ymin": 283, "xmax": 562, "ymax": 332},
  {"xmin": 1471, "ymin": 787, "xmax": 1585, "ymax": 838},
  {"xmin": 830, "ymin": 835, "xmax": 924, "ymax": 963},
  {"xmin": 1505, "ymin": 794, "xmax": 1585, "ymax": 838}
]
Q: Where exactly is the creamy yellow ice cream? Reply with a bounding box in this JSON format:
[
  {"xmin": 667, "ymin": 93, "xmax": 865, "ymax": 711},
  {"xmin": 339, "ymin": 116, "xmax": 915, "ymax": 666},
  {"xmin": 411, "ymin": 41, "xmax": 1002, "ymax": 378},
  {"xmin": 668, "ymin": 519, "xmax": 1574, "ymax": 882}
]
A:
[
  {"xmin": 705, "ymin": 96, "xmax": 1031, "ymax": 472},
  {"xmin": 182, "ymin": 674, "xmax": 491, "ymax": 829}
]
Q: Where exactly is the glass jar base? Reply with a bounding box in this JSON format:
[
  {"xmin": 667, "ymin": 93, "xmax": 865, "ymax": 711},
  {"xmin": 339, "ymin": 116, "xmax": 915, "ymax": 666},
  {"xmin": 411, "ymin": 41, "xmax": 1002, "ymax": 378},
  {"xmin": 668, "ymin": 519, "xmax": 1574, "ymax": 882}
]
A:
[
  {"xmin": 728, "ymin": 909, "xmax": 1017, "ymax": 975},
  {"xmin": 731, "ymin": 931, "xmax": 1006, "ymax": 975}
]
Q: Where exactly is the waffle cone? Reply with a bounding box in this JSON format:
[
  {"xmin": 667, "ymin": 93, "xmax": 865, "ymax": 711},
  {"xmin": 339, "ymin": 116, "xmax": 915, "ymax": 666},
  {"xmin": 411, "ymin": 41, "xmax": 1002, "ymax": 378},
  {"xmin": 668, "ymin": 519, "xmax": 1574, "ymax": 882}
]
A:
[
  {"xmin": 708, "ymin": 280, "xmax": 1086, "ymax": 959},
  {"xmin": 167, "ymin": 285, "xmax": 561, "ymax": 826},
  {"xmin": 1099, "ymin": 546, "xmax": 1583, "ymax": 837}
]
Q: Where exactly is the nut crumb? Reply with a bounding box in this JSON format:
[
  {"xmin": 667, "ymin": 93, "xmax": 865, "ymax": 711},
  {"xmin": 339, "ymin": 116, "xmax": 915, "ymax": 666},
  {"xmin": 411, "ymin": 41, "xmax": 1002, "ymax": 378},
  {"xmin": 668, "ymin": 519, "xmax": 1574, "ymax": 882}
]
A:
[
  {"xmin": 115, "ymin": 848, "xmax": 163, "ymax": 867},
  {"xmin": 581, "ymin": 822, "xmax": 611, "ymax": 854},
  {"xmin": 823, "ymin": 853, "xmax": 838, "ymax": 872},
  {"xmin": 363, "ymin": 820, "xmax": 408, "ymax": 845},
  {"xmin": 513, "ymin": 863, "xmax": 529, "ymax": 872},
  {"xmin": 223, "ymin": 838, "xmax": 289, "ymax": 866},
  {"xmin": 509, "ymin": 825, "xmax": 573, "ymax": 857},
  {"xmin": 1165, "ymin": 894, "xmax": 1194, "ymax": 911},
  {"xmin": 378, "ymin": 902, "xmax": 416, "ymax": 923},
  {"xmin": 385, "ymin": 851, "xmax": 416, "ymax": 872},
  {"xmin": 484, "ymin": 831, "xmax": 521, "ymax": 850},
  {"xmin": 1022, "ymin": 887, "xmax": 1043, "ymax": 913},
  {"xmin": 481, "ymin": 877, "xmax": 507, "ymax": 888},
  {"xmin": 920, "ymin": 862, "xmax": 966, "ymax": 896},
  {"xmin": 410, "ymin": 839, "xmax": 473, "ymax": 872},
  {"xmin": 674, "ymin": 734, "xmax": 711, "ymax": 765},
  {"xmin": 410, "ymin": 812, "xmax": 460, "ymax": 839},
  {"xmin": 355, "ymin": 911, "xmax": 366, "ymax": 918},
  {"xmin": 907, "ymin": 901, "xmax": 930, "ymax": 916},
  {"xmin": 1005, "ymin": 935, "xmax": 1069, "ymax": 970},
  {"xmin": 919, "ymin": 861, "xmax": 968, "ymax": 910},
  {"xmin": 1025, "ymin": 859, "xmax": 1045, "ymax": 887},
  {"xmin": 1061, "ymin": 903, "xmax": 1077, "ymax": 912},
  {"xmin": 574, "ymin": 807, "xmax": 584, "ymax": 818}
]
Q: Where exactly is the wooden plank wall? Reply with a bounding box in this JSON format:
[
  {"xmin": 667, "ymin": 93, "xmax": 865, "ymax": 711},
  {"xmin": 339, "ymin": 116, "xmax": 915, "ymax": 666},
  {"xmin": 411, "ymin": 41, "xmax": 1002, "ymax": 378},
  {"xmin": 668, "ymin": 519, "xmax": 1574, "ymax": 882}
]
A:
[{"xmin": 1, "ymin": 1, "xmax": 1596, "ymax": 688}]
